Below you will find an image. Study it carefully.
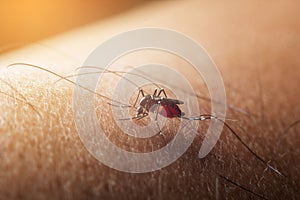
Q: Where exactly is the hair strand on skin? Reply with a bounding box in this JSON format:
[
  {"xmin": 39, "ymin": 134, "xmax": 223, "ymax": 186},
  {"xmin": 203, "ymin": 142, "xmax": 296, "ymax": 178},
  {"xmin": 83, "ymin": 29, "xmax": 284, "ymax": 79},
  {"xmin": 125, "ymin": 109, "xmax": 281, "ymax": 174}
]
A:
[
  {"xmin": 58, "ymin": 65, "xmax": 253, "ymax": 116},
  {"xmin": 6, "ymin": 62, "xmax": 288, "ymax": 198},
  {"xmin": 180, "ymin": 115, "xmax": 286, "ymax": 177},
  {"xmin": 282, "ymin": 120, "xmax": 300, "ymax": 135},
  {"xmin": 216, "ymin": 175, "xmax": 268, "ymax": 200},
  {"xmin": 0, "ymin": 78, "xmax": 43, "ymax": 119},
  {"xmin": 7, "ymin": 63, "xmax": 131, "ymax": 107}
]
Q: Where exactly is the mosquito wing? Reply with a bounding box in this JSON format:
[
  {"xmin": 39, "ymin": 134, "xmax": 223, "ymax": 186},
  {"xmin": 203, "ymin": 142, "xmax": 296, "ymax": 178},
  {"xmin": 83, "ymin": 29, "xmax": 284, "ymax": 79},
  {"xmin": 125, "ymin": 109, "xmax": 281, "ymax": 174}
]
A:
[{"xmin": 163, "ymin": 98, "xmax": 184, "ymax": 105}]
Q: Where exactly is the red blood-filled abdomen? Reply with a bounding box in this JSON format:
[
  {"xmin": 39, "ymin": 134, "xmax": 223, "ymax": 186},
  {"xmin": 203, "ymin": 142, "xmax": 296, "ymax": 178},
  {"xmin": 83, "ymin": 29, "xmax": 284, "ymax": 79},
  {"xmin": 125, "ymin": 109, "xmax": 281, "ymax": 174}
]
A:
[{"xmin": 159, "ymin": 103, "xmax": 182, "ymax": 118}]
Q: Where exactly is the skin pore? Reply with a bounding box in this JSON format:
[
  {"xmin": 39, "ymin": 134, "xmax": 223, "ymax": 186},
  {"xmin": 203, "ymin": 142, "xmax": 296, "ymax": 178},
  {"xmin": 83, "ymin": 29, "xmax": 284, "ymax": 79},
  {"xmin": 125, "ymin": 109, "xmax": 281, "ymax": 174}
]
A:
[{"xmin": 0, "ymin": 1, "xmax": 299, "ymax": 199}]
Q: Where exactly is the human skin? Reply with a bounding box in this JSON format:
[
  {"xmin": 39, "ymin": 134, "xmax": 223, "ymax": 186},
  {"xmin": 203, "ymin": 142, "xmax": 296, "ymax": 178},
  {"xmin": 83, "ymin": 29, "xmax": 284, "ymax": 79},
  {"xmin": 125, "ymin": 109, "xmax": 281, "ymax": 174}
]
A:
[{"xmin": 0, "ymin": 0, "xmax": 299, "ymax": 199}]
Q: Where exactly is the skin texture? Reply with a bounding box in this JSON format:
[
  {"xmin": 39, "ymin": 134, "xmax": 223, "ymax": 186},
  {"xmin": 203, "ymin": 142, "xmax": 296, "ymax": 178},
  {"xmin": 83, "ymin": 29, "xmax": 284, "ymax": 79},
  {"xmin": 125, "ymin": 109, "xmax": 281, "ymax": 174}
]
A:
[{"xmin": 0, "ymin": 0, "xmax": 299, "ymax": 199}]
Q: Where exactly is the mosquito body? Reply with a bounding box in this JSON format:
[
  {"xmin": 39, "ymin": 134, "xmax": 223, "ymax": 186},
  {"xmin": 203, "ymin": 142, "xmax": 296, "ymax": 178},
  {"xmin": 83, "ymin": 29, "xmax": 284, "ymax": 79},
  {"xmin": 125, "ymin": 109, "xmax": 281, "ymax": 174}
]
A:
[
  {"xmin": 132, "ymin": 88, "xmax": 184, "ymax": 120},
  {"xmin": 119, "ymin": 88, "xmax": 195, "ymax": 145}
]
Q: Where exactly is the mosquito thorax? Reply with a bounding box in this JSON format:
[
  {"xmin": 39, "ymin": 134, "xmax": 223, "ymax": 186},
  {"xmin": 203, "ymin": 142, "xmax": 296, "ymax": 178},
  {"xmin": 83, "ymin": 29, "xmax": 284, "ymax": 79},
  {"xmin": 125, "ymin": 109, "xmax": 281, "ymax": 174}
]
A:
[{"xmin": 139, "ymin": 95, "xmax": 151, "ymax": 107}]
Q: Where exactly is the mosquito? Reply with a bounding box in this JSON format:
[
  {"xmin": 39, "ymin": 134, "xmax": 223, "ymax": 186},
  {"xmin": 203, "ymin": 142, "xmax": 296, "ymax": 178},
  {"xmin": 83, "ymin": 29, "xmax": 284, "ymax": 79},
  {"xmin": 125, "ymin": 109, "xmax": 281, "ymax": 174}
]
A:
[
  {"xmin": 7, "ymin": 62, "xmax": 288, "ymax": 199},
  {"xmin": 110, "ymin": 84, "xmax": 285, "ymax": 175},
  {"xmin": 111, "ymin": 88, "xmax": 185, "ymax": 143}
]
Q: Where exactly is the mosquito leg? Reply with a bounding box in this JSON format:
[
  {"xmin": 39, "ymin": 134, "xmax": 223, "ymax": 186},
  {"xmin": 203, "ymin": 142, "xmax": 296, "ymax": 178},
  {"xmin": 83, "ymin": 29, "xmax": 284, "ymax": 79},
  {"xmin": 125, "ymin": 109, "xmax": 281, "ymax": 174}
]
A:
[
  {"xmin": 154, "ymin": 102, "xmax": 161, "ymax": 121},
  {"xmin": 108, "ymin": 89, "xmax": 146, "ymax": 108},
  {"xmin": 153, "ymin": 88, "xmax": 158, "ymax": 97},
  {"xmin": 117, "ymin": 113, "xmax": 148, "ymax": 121},
  {"xmin": 134, "ymin": 113, "xmax": 148, "ymax": 120},
  {"xmin": 150, "ymin": 101, "xmax": 166, "ymax": 145},
  {"xmin": 140, "ymin": 89, "xmax": 145, "ymax": 97},
  {"xmin": 157, "ymin": 88, "xmax": 168, "ymax": 98},
  {"xmin": 156, "ymin": 121, "xmax": 167, "ymax": 145},
  {"xmin": 107, "ymin": 102, "xmax": 132, "ymax": 108},
  {"xmin": 132, "ymin": 89, "xmax": 145, "ymax": 108}
]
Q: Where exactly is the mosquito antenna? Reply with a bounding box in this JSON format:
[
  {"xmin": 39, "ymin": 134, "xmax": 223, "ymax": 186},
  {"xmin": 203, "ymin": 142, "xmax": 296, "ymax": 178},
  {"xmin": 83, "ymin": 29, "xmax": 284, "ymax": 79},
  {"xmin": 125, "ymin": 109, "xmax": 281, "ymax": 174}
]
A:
[
  {"xmin": 181, "ymin": 114, "xmax": 286, "ymax": 177},
  {"xmin": 7, "ymin": 63, "xmax": 129, "ymax": 107},
  {"xmin": 217, "ymin": 174, "xmax": 267, "ymax": 200}
]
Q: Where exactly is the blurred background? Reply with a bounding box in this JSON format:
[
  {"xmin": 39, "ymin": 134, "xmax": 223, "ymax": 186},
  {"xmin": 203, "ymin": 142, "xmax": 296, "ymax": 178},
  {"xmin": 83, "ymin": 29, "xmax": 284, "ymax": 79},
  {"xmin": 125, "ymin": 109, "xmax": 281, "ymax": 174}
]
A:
[{"xmin": 0, "ymin": 0, "xmax": 148, "ymax": 53}]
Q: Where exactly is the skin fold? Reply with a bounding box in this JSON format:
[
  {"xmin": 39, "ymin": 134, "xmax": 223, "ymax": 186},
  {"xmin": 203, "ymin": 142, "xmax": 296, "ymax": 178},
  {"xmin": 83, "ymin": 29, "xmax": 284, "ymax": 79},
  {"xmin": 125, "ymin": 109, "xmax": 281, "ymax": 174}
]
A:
[{"xmin": 0, "ymin": 0, "xmax": 299, "ymax": 199}]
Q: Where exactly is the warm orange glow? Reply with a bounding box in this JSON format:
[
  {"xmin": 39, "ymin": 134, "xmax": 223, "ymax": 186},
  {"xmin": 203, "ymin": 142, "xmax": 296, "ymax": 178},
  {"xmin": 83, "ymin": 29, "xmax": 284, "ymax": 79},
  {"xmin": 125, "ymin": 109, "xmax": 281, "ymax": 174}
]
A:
[{"xmin": 0, "ymin": 0, "xmax": 146, "ymax": 52}]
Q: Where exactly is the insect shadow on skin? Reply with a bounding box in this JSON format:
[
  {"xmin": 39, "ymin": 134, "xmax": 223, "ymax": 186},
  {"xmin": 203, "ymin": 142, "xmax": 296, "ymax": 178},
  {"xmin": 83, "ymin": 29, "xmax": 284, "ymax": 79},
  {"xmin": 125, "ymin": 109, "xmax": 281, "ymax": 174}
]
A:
[{"xmin": 6, "ymin": 62, "xmax": 289, "ymax": 199}]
